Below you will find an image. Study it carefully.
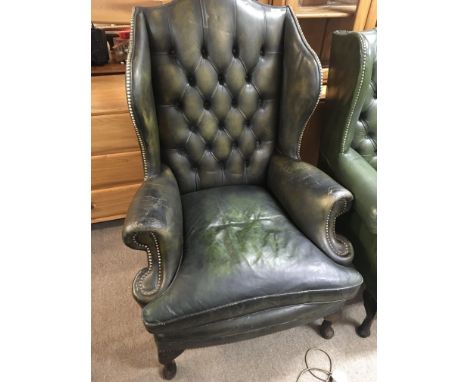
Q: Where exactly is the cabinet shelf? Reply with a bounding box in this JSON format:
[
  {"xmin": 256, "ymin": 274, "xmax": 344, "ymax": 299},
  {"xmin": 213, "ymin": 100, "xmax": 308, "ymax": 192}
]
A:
[
  {"xmin": 286, "ymin": 0, "xmax": 358, "ymax": 19},
  {"xmin": 294, "ymin": 4, "xmax": 356, "ymax": 18}
]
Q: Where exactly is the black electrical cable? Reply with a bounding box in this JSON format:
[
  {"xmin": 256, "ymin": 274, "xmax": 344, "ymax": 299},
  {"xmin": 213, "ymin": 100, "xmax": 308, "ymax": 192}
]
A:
[{"xmin": 295, "ymin": 348, "xmax": 334, "ymax": 382}]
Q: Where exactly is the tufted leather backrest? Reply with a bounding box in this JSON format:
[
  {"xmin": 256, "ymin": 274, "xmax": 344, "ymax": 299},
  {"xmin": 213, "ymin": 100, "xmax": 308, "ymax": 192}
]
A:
[
  {"xmin": 350, "ymin": 31, "xmax": 377, "ymax": 169},
  {"xmin": 127, "ymin": 0, "xmax": 322, "ymax": 194}
]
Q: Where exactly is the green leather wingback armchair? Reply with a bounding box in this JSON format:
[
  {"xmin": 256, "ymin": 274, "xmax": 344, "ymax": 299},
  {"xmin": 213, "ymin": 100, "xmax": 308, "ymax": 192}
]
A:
[
  {"xmin": 320, "ymin": 29, "xmax": 377, "ymax": 338},
  {"xmin": 122, "ymin": 0, "xmax": 362, "ymax": 378}
]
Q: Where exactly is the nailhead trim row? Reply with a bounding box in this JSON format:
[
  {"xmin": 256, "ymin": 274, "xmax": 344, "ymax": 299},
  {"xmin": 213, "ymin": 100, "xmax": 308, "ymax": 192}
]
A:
[
  {"xmin": 287, "ymin": 7, "xmax": 323, "ymax": 160},
  {"xmin": 132, "ymin": 232, "xmax": 163, "ymax": 296},
  {"xmin": 341, "ymin": 33, "xmax": 368, "ymax": 154},
  {"xmin": 126, "ymin": 8, "xmax": 150, "ymax": 179},
  {"xmin": 325, "ymin": 198, "xmax": 349, "ymax": 256}
]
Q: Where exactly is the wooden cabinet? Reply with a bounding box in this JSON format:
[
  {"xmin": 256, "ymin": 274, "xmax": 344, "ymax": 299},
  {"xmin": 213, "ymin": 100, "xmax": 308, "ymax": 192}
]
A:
[
  {"xmin": 287, "ymin": 0, "xmax": 358, "ymax": 19},
  {"xmin": 272, "ymin": 0, "xmax": 376, "ymax": 67},
  {"xmin": 92, "ymin": 0, "xmax": 168, "ymax": 24},
  {"xmin": 91, "ymin": 72, "xmax": 143, "ymax": 223}
]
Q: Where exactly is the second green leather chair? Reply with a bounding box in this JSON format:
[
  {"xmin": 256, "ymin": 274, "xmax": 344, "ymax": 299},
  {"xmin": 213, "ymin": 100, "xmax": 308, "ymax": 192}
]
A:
[{"xmin": 320, "ymin": 29, "xmax": 377, "ymax": 338}]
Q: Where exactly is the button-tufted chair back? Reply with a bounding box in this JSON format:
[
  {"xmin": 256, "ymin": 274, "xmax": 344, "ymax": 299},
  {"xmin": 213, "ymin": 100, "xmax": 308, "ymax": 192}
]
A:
[{"xmin": 127, "ymin": 0, "xmax": 322, "ymax": 194}]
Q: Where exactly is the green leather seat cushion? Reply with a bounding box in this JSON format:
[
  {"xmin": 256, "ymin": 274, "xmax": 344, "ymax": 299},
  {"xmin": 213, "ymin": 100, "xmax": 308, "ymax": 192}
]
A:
[{"xmin": 143, "ymin": 185, "xmax": 362, "ymax": 333}]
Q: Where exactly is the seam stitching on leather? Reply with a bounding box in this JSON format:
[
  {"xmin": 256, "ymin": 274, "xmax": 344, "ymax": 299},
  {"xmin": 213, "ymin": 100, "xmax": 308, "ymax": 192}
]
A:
[
  {"xmin": 126, "ymin": 8, "xmax": 150, "ymax": 179},
  {"xmin": 145, "ymin": 283, "xmax": 360, "ymax": 327},
  {"xmin": 182, "ymin": 300, "xmax": 344, "ymax": 330},
  {"xmin": 199, "ymin": 0, "xmax": 208, "ymax": 29},
  {"xmin": 341, "ymin": 33, "xmax": 368, "ymax": 153},
  {"xmin": 241, "ymin": 4, "xmax": 267, "ymax": 103},
  {"xmin": 234, "ymin": 0, "xmax": 238, "ymax": 50},
  {"xmin": 154, "ymin": 301, "xmax": 347, "ymax": 337},
  {"xmin": 132, "ymin": 233, "xmax": 163, "ymax": 296},
  {"xmin": 286, "ymin": 7, "xmax": 323, "ymax": 160}
]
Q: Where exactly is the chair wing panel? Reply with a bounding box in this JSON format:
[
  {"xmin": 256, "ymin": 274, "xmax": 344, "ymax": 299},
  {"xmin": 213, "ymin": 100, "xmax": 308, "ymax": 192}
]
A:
[
  {"xmin": 126, "ymin": 7, "xmax": 162, "ymax": 178},
  {"xmin": 321, "ymin": 29, "xmax": 377, "ymax": 167},
  {"xmin": 277, "ymin": 8, "xmax": 322, "ymax": 160}
]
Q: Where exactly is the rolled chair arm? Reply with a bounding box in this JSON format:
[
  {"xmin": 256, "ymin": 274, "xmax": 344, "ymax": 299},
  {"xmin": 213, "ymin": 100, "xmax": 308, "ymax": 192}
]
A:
[
  {"xmin": 122, "ymin": 166, "xmax": 183, "ymax": 305},
  {"xmin": 334, "ymin": 149, "xmax": 377, "ymax": 234},
  {"xmin": 267, "ymin": 155, "xmax": 354, "ymax": 265}
]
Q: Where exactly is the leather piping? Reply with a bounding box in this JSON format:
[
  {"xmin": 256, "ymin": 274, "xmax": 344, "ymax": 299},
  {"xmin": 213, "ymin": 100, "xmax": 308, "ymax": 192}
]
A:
[
  {"xmin": 144, "ymin": 283, "xmax": 360, "ymax": 327},
  {"xmin": 286, "ymin": 6, "xmax": 323, "ymax": 160},
  {"xmin": 341, "ymin": 33, "xmax": 368, "ymax": 153},
  {"xmin": 154, "ymin": 302, "xmax": 343, "ymax": 339}
]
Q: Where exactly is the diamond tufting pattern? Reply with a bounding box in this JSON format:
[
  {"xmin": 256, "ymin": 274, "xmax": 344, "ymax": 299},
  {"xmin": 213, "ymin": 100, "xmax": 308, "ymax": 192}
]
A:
[{"xmin": 141, "ymin": 0, "xmax": 286, "ymax": 193}]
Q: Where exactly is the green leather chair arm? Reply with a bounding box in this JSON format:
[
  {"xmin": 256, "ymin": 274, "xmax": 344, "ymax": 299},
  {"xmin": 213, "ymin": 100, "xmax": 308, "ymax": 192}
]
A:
[
  {"xmin": 267, "ymin": 154, "xmax": 354, "ymax": 265},
  {"xmin": 335, "ymin": 149, "xmax": 377, "ymax": 234},
  {"xmin": 122, "ymin": 166, "xmax": 183, "ymax": 305}
]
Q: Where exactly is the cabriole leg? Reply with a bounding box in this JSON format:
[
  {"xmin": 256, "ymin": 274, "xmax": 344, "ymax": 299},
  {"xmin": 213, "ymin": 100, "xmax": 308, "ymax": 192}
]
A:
[
  {"xmin": 155, "ymin": 337, "xmax": 184, "ymax": 380},
  {"xmin": 319, "ymin": 311, "xmax": 341, "ymax": 339},
  {"xmin": 356, "ymin": 288, "xmax": 377, "ymax": 338},
  {"xmin": 319, "ymin": 320, "xmax": 334, "ymax": 339}
]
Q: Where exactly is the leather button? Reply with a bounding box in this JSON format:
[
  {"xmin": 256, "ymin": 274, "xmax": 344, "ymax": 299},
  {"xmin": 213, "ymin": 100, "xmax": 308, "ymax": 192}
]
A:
[
  {"xmin": 218, "ymin": 74, "xmax": 225, "ymax": 84},
  {"xmin": 201, "ymin": 46, "xmax": 208, "ymax": 58},
  {"xmin": 232, "ymin": 99, "xmax": 238, "ymax": 107},
  {"xmin": 219, "ymin": 121, "xmax": 225, "ymax": 129},
  {"xmin": 169, "ymin": 47, "xmax": 176, "ymax": 56},
  {"xmin": 232, "ymin": 46, "xmax": 239, "ymax": 57},
  {"xmin": 204, "ymin": 100, "xmax": 211, "ymax": 109},
  {"xmin": 188, "ymin": 124, "xmax": 195, "ymax": 132},
  {"xmin": 245, "ymin": 159, "xmax": 250, "ymax": 166},
  {"xmin": 245, "ymin": 73, "xmax": 252, "ymax": 83},
  {"xmin": 188, "ymin": 75, "xmax": 196, "ymax": 86},
  {"xmin": 176, "ymin": 101, "xmax": 183, "ymax": 109},
  {"xmin": 232, "ymin": 142, "xmax": 238, "ymax": 148},
  {"xmin": 256, "ymin": 140, "xmax": 261, "ymax": 148},
  {"xmin": 206, "ymin": 142, "xmax": 212, "ymax": 150},
  {"xmin": 260, "ymin": 47, "xmax": 265, "ymax": 56},
  {"xmin": 246, "ymin": 119, "xmax": 251, "ymax": 126}
]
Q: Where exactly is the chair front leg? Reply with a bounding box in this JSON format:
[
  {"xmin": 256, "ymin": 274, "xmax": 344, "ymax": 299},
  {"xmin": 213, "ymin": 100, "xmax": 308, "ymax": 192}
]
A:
[
  {"xmin": 319, "ymin": 311, "xmax": 341, "ymax": 339},
  {"xmin": 154, "ymin": 337, "xmax": 184, "ymax": 380},
  {"xmin": 356, "ymin": 288, "xmax": 377, "ymax": 338}
]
